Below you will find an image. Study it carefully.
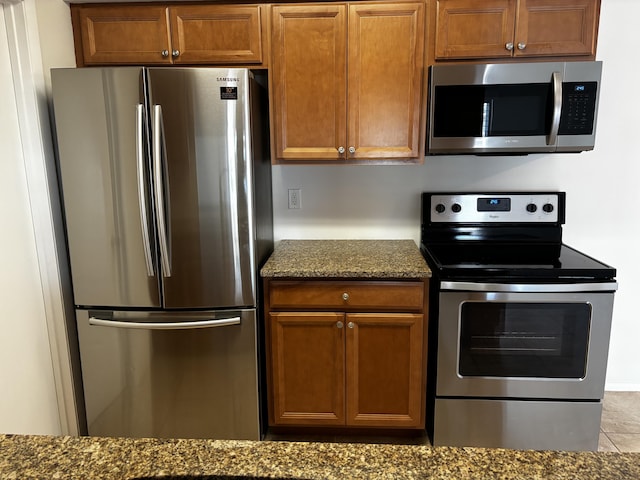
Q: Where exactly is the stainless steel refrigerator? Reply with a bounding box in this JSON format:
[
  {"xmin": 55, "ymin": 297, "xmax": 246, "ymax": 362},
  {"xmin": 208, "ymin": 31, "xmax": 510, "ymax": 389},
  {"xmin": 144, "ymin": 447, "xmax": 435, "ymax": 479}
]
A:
[{"xmin": 51, "ymin": 67, "xmax": 272, "ymax": 440}]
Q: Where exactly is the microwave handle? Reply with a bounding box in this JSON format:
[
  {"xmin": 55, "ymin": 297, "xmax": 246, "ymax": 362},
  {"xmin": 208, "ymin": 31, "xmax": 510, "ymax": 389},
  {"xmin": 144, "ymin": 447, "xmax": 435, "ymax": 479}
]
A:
[{"xmin": 547, "ymin": 71, "xmax": 563, "ymax": 146}]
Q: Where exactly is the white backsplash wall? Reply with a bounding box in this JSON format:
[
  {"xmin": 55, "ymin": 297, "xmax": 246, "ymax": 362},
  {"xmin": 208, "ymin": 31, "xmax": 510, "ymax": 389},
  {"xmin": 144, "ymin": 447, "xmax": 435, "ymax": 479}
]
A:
[{"xmin": 272, "ymin": 0, "xmax": 640, "ymax": 391}]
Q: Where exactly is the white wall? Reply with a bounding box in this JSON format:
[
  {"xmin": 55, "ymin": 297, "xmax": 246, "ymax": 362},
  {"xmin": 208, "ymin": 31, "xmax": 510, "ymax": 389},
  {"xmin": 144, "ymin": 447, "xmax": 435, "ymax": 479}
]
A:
[
  {"xmin": 273, "ymin": 0, "xmax": 640, "ymax": 390},
  {"xmin": 0, "ymin": 5, "xmax": 60, "ymax": 434}
]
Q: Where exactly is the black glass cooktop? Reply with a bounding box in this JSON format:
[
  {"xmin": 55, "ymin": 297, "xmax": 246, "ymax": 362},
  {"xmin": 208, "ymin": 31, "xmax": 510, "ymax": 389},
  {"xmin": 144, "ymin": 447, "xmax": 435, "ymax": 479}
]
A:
[{"xmin": 421, "ymin": 242, "xmax": 616, "ymax": 281}]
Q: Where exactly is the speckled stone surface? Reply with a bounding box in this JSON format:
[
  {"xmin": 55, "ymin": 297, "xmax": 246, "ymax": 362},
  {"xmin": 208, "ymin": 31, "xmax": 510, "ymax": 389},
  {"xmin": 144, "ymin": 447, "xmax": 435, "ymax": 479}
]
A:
[
  {"xmin": 260, "ymin": 240, "xmax": 431, "ymax": 279},
  {"xmin": 1, "ymin": 434, "xmax": 639, "ymax": 479}
]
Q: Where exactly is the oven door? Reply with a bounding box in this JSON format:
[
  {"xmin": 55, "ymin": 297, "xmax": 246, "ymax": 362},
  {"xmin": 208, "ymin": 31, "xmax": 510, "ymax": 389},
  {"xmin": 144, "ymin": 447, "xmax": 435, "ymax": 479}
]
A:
[{"xmin": 436, "ymin": 281, "xmax": 616, "ymax": 400}]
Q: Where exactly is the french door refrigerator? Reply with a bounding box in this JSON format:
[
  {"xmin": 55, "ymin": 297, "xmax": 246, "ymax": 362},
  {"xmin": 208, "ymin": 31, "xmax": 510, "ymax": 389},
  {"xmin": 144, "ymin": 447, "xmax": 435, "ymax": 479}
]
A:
[{"xmin": 51, "ymin": 67, "xmax": 272, "ymax": 440}]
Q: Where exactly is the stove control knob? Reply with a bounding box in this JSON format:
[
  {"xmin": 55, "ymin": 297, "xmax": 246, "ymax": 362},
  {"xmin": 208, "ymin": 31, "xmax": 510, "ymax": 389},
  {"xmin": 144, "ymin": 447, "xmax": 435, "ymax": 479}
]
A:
[
  {"xmin": 435, "ymin": 203, "xmax": 446, "ymax": 213},
  {"xmin": 543, "ymin": 203, "xmax": 554, "ymax": 213},
  {"xmin": 526, "ymin": 203, "xmax": 537, "ymax": 213},
  {"xmin": 451, "ymin": 203, "xmax": 462, "ymax": 213}
]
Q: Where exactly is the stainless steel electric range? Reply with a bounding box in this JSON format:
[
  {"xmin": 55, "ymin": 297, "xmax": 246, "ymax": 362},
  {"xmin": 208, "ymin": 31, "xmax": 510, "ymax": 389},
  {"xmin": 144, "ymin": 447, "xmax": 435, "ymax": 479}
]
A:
[{"xmin": 420, "ymin": 192, "xmax": 617, "ymax": 451}]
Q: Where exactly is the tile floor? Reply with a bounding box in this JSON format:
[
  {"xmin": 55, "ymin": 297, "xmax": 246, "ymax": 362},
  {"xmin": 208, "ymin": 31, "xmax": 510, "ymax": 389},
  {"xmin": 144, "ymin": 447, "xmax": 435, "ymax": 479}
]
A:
[{"xmin": 599, "ymin": 391, "xmax": 640, "ymax": 452}]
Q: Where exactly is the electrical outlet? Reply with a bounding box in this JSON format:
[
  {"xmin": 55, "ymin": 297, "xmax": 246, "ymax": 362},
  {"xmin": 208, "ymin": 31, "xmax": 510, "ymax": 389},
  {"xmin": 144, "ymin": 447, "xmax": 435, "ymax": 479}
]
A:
[{"xmin": 288, "ymin": 189, "xmax": 301, "ymax": 209}]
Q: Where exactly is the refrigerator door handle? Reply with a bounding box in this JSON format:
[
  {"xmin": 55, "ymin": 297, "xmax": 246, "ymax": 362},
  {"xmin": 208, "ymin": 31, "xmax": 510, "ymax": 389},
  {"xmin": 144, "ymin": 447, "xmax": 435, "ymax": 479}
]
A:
[
  {"xmin": 153, "ymin": 104, "xmax": 172, "ymax": 278},
  {"xmin": 88, "ymin": 314, "xmax": 241, "ymax": 330},
  {"xmin": 136, "ymin": 104, "xmax": 155, "ymax": 277}
]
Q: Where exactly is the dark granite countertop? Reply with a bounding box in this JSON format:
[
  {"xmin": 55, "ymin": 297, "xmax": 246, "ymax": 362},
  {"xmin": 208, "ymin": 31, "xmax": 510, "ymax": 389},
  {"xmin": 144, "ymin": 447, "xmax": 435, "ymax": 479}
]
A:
[
  {"xmin": 260, "ymin": 240, "xmax": 431, "ymax": 279},
  {"xmin": 1, "ymin": 434, "xmax": 639, "ymax": 479}
]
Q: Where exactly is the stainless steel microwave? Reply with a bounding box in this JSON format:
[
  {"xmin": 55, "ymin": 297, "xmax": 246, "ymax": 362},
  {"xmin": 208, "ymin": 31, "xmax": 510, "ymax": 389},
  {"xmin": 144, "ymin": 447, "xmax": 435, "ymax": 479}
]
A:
[{"xmin": 427, "ymin": 61, "xmax": 602, "ymax": 155}]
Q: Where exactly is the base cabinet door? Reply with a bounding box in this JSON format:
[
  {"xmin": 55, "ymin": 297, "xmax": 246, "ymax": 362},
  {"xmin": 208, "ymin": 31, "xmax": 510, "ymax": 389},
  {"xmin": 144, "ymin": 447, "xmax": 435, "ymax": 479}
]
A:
[
  {"xmin": 269, "ymin": 312, "xmax": 346, "ymax": 425},
  {"xmin": 346, "ymin": 313, "xmax": 424, "ymax": 427}
]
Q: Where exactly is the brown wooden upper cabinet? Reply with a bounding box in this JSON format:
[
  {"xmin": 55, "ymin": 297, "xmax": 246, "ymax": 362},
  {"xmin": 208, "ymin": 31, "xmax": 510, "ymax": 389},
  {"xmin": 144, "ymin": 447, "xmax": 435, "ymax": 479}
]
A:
[
  {"xmin": 433, "ymin": 0, "xmax": 600, "ymax": 61},
  {"xmin": 71, "ymin": 4, "xmax": 265, "ymax": 66},
  {"xmin": 270, "ymin": 2, "xmax": 425, "ymax": 163}
]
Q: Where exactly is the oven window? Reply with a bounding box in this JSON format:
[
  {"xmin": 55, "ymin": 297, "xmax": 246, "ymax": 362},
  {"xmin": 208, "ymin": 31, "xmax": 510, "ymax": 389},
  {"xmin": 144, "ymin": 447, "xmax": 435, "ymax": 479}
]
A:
[{"xmin": 459, "ymin": 302, "xmax": 591, "ymax": 378}]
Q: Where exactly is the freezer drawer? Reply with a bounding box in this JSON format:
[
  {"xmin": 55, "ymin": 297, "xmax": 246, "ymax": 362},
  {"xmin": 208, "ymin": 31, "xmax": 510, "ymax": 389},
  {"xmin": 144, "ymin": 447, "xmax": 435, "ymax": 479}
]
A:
[{"xmin": 76, "ymin": 308, "xmax": 260, "ymax": 440}]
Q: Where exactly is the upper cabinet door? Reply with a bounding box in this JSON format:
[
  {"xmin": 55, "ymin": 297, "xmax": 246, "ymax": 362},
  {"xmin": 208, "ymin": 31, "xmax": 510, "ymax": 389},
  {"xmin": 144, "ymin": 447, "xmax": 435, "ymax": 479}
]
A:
[
  {"xmin": 75, "ymin": 5, "xmax": 172, "ymax": 65},
  {"xmin": 435, "ymin": 0, "xmax": 516, "ymax": 60},
  {"xmin": 271, "ymin": 5, "xmax": 347, "ymax": 160},
  {"xmin": 514, "ymin": 0, "xmax": 599, "ymax": 57},
  {"xmin": 348, "ymin": 3, "xmax": 425, "ymax": 160},
  {"xmin": 169, "ymin": 5, "xmax": 264, "ymax": 65},
  {"xmin": 271, "ymin": 5, "xmax": 348, "ymax": 161}
]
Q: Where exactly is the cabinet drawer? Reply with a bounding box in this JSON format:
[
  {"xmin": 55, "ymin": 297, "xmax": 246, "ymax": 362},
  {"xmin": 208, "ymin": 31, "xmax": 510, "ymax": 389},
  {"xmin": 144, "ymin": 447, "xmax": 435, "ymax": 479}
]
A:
[{"xmin": 269, "ymin": 281, "xmax": 424, "ymax": 310}]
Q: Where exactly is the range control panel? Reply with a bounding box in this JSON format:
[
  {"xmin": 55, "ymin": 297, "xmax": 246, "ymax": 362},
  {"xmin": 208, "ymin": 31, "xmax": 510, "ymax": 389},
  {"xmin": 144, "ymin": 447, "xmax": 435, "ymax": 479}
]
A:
[{"xmin": 429, "ymin": 193, "xmax": 564, "ymax": 223}]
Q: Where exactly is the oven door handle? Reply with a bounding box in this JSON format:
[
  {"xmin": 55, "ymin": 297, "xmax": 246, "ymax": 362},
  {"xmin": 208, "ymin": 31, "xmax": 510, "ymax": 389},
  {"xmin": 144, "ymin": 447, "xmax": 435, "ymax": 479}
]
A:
[{"xmin": 440, "ymin": 281, "xmax": 618, "ymax": 293}]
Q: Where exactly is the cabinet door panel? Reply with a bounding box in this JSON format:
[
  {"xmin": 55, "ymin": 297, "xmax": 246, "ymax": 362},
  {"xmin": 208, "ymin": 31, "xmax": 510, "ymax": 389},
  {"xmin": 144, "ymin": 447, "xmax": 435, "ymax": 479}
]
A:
[
  {"xmin": 345, "ymin": 313, "xmax": 424, "ymax": 427},
  {"xmin": 170, "ymin": 5, "xmax": 263, "ymax": 64},
  {"xmin": 76, "ymin": 5, "xmax": 171, "ymax": 65},
  {"xmin": 270, "ymin": 312, "xmax": 345, "ymax": 425},
  {"xmin": 514, "ymin": 0, "xmax": 598, "ymax": 57},
  {"xmin": 271, "ymin": 5, "xmax": 347, "ymax": 161},
  {"xmin": 435, "ymin": 0, "xmax": 516, "ymax": 59},
  {"xmin": 348, "ymin": 3, "xmax": 424, "ymax": 160}
]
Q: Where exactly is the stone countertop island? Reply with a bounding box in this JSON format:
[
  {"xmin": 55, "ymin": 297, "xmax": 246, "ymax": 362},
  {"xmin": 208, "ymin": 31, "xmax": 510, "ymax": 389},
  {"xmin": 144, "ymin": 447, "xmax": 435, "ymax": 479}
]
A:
[
  {"xmin": 1, "ymin": 434, "xmax": 639, "ymax": 479},
  {"xmin": 260, "ymin": 240, "xmax": 431, "ymax": 279}
]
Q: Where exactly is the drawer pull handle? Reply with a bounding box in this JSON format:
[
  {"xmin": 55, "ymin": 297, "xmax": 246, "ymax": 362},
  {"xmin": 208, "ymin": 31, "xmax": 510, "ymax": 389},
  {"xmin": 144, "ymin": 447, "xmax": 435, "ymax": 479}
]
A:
[
  {"xmin": 342, "ymin": 292, "xmax": 349, "ymax": 301},
  {"xmin": 347, "ymin": 322, "xmax": 354, "ymax": 329},
  {"xmin": 336, "ymin": 321, "xmax": 344, "ymax": 329}
]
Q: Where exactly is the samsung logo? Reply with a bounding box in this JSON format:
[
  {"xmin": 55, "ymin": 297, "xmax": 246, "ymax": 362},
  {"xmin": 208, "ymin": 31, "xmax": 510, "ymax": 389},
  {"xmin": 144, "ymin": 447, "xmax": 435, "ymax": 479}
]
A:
[{"xmin": 217, "ymin": 77, "xmax": 239, "ymax": 82}]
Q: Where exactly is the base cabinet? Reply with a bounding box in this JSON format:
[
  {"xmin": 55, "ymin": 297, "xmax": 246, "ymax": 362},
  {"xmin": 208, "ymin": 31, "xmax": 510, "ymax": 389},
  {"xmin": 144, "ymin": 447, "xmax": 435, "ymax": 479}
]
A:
[{"xmin": 265, "ymin": 280, "xmax": 428, "ymax": 429}]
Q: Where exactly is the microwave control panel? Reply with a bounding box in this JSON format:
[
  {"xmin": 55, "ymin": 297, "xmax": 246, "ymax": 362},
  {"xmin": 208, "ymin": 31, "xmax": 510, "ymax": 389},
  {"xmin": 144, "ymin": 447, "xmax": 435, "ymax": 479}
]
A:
[{"xmin": 559, "ymin": 82, "xmax": 598, "ymax": 135}]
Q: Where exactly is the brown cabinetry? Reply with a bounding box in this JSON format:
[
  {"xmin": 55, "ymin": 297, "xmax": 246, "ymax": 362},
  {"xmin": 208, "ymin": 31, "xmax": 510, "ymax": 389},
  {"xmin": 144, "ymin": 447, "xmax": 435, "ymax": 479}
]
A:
[
  {"xmin": 265, "ymin": 279, "xmax": 428, "ymax": 429},
  {"xmin": 71, "ymin": 3, "xmax": 265, "ymax": 66},
  {"xmin": 270, "ymin": 2, "xmax": 425, "ymax": 163},
  {"xmin": 433, "ymin": 0, "xmax": 600, "ymax": 61}
]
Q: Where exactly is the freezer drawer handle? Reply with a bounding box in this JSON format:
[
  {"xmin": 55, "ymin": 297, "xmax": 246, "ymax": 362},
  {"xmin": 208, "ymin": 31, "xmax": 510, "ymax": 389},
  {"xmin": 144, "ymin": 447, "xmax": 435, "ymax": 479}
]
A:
[
  {"xmin": 136, "ymin": 104, "xmax": 155, "ymax": 277},
  {"xmin": 88, "ymin": 315, "xmax": 241, "ymax": 330}
]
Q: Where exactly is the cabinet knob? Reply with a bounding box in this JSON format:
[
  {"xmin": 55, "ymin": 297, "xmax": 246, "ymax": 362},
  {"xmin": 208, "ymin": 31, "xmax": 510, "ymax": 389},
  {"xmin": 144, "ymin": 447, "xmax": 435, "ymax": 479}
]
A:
[
  {"xmin": 342, "ymin": 292, "xmax": 349, "ymax": 301},
  {"xmin": 336, "ymin": 321, "xmax": 344, "ymax": 329},
  {"xmin": 172, "ymin": 49, "xmax": 180, "ymax": 58},
  {"xmin": 338, "ymin": 146, "xmax": 345, "ymax": 154},
  {"xmin": 161, "ymin": 50, "xmax": 169, "ymax": 58},
  {"xmin": 505, "ymin": 42, "xmax": 514, "ymax": 51},
  {"xmin": 347, "ymin": 322, "xmax": 354, "ymax": 329},
  {"xmin": 348, "ymin": 146, "xmax": 356, "ymax": 154},
  {"xmin": 517, "ymin": 42, "xmax": 526, "ymax": 51}
]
